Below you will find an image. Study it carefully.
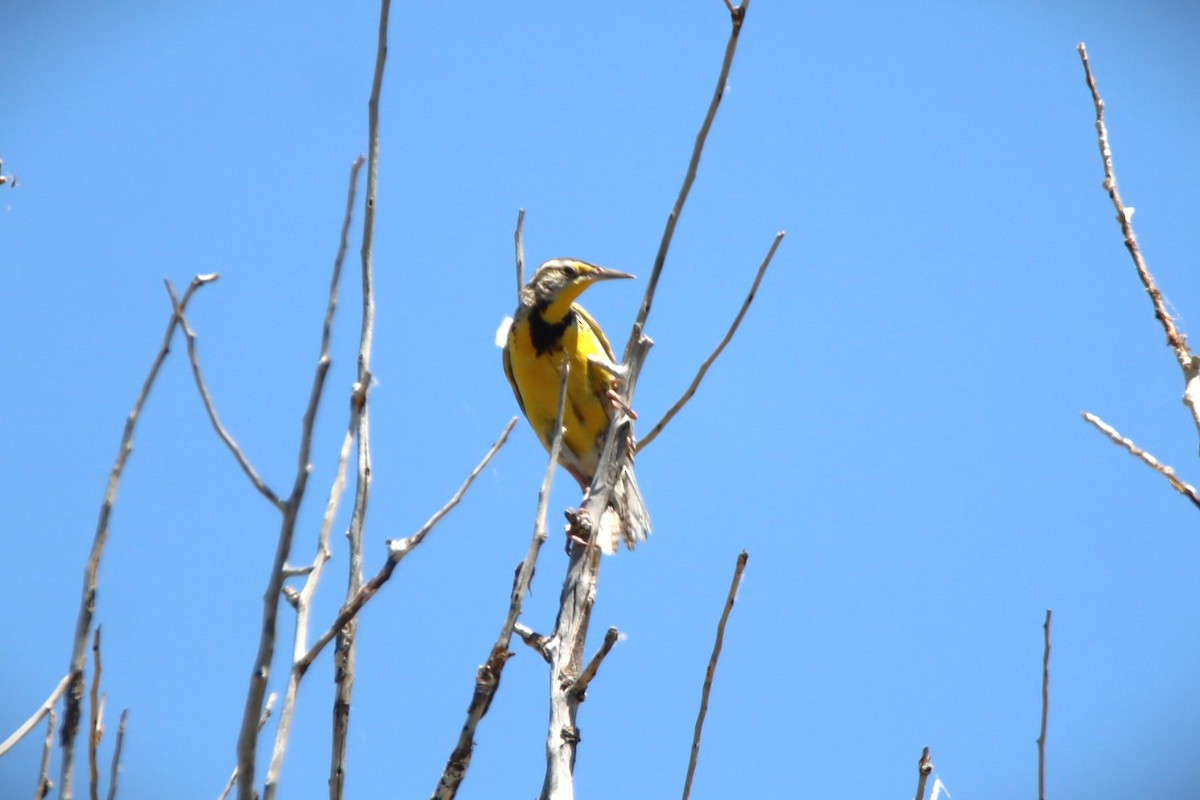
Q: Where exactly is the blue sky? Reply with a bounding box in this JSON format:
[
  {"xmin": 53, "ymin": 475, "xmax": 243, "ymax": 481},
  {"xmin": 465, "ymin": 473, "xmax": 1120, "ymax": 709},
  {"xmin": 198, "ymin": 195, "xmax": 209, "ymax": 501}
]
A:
[{"xmin": 4, "ymin": 2, "xmax": 1200, "ymax": 798}]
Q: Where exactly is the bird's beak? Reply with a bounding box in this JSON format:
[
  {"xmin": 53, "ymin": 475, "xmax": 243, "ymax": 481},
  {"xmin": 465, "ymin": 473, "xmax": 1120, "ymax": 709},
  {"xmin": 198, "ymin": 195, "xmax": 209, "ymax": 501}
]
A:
[{"xmin": 589, "ymin": 266, "xmax": 636, "ymax": 282}]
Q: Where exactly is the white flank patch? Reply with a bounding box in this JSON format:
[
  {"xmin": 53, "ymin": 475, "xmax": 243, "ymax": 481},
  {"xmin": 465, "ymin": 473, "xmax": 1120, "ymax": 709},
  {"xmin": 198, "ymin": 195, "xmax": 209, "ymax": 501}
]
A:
[{"xmin": 495, "ymin": 316, "xmax": 513, "ymax": 348}]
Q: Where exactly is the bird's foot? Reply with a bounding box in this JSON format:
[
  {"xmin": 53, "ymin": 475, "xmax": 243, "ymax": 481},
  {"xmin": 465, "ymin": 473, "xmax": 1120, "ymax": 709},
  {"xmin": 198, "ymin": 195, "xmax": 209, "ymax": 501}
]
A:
[
  {"xmin": 564, "ymin": 507, "xmax": 595, "ymax": 553},
  {"xmin": 605, "ymin": 389, "xmax": 638, "ymax": 420}
]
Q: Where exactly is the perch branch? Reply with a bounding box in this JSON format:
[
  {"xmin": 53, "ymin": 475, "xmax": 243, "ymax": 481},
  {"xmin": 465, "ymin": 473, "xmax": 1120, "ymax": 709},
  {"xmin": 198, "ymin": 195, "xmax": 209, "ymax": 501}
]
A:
[
  {"xmin": 639, "ymin": 231, "xmax": 783, "ymax": 450},
  {"xmin": 59, "ymin": 273, "xmax": 216, "ymax": 800},
  {"xmin": 1038, "ymin": 610, "xmax": 1051, "ymax": 800},
  {"xmin": 1082, "ymin": 412, "xmax": 1200, "ymax": 509},
  {"xmin": 432, "ymin": 364, "xmax": 569, "ymax": 800},
  {"xmin": 625, "ymin": 0, "xmax": 750, "ymax": 359},
  {"xmin": 914, "ymin": 747, "xmax": 934, "ymax": 800},
  {"xmin": 682, "ymin": 550, "xmax": 748, "ymax": 800},
  {"xmin": 1077, "ymin": 43, "xmax": 1200, "ymax": 443}
]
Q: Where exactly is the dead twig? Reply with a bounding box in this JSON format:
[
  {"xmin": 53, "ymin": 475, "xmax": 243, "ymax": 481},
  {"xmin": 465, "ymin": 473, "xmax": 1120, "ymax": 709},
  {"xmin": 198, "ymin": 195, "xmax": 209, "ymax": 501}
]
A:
[
  {"xmin": 639, "ymin": 232, "xmax": 784, "ymax": 450},
  {"xmin": 512, "ymin": 623, "xmax": 551, "ymax": 663},
  {"xmin": 167, "ymin": 282, "xmax": 283, "ymax": 510},
  {"xmin": 221, "ymin": 694, "xmax": 276, "ymax": 800},
  {"xmin": 60, "ymin": 273, "xmax": 216, "ymax": 800},
  {"xmin": 34, "ymin": 710, "xmax": 56, "ymax": 800},
  {"xmin": 1038, "ymin": 610, "xmax": 1051, "ymax": 800},
  {"xmin": 329, "ymin": 2, "xmax": 391, "ymax": 793},
  {"xmin": 88, "ymin": 627, "xmax": 105, "ymax": 800},
  {"xmin": 569, "ymin": 627, "xmax": 620, "ymax": 699},
  {"xmin": 261, "ymin": 155, "xmax": 365, "ymax": 800},
  {"xmin": 0, "ymin": 673, "xmax": 71, "ymax": 757},
  {"xmin": 298, "ymin": 418, "xmax": 516, "ymax": 675},
  {"xmin": 1077, "ymin": 43, "xmax": 1200, "ymax": 444},
  {"xmin": 104, "ymin": 710, "xmax": 128, "ymax": 800},
  {"xmin": 1081, "ymin": 412, "xmax": 1200, "ymax": 509},
  {"xmin": 914, "ymin": 747, "xmax": 933, "ymax": 800},
  {"xmin": 625, "ymin": 0, "xmax": 750, "ymax": 359},
  {"xmin": 682, "ymin": 551, "xmax": 748, "ymax": 800},
  {"xmin": 515, "ymin": 208, "xmax": 527, "ymax": 298}
]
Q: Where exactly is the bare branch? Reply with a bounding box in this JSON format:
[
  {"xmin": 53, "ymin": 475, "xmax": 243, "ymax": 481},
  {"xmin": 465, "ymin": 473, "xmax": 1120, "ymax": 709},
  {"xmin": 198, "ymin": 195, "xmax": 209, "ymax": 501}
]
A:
[
  {"xmin": 104, "ymin": 710, "xmax": 128, "ymax": 800},
  {"xmin": 264, "ymin": 408, "xmax": 356, "ymax": 800},
  {"xmin": 512, "ymin": 623, "xmax": 552, "ymax": 663},
  {"xmin": 624, "ymin": 0, "xmax": 750, "ymax": 360},
  {"xmin": 330, "ymin": 0, "xmax": 391, "ymax": 789},
  {"xmin": 1077, "ymin": 43, "xmax": 1200, "ymax": 444},
  {"xmin": 61, "ymin": 273, "xmax": 216, "ymax": 800},
  {"xmin": 166, "ymin": 281, "xmax": 283, "ymax": 510},
  {"xmin": 1081, "ymin": 412, "xmax": 1200, "ymax": 509},
  {"xmin": 569, "ymin": 627, "xmax": 620, "ymax": 699},
  {"xmin": 222, "ymin": 694, "xmax": 276, "ymax": 800},
  {"xmin": 639, "ymin": 232, "xmax": 783, "ymax": 450},
  {"xmin": 262, "ymin": 158, "xmax": 366, "ymax": 800},
  {"xmin": 682, "ymin": 550, "xmax": 748, "ymax": 800},
  {"xmin": 433, "ymin": 362, "xmax": 569, "ymax": 800},
  {"xmin": 914, "ymin": 747, "xmax": 934, "ymax": 800},
  {"xmin": 1038, "ymin": 610, "xmax": 1052, "ymax": 800},
  {"xmin": 89, "ymin": 626, "xmax": 104, "ymax": 800},
  {"xmin": 298, "ymin": 418, "xmax": 516, "ymax": 673},
  {"xmin": 0, "ymin": 673, "xmax": 71, "ymax": 757},
  {"xmin": 235, "ymin": 156, "xmax": 364, "ymax": 800},
  {"xmin": 267, "ymin": 418, "xmax": 513, "ymax": 795},
  {"xmin": 515, "ymin": 208, "xmax": 527, "ymax": 298},
  {"xmin": 34, "ymin": 710, "xmax": 55, "ymax": 800}
]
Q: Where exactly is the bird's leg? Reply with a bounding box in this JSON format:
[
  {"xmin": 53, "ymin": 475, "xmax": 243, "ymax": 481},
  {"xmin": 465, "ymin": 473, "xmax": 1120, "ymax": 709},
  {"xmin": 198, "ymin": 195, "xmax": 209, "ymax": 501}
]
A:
[
  {"xmin": 563, "ymin": 466, "xmax": 594, "ymax": 553},
  {"xmin": 587, "ymin": 355, "xmax": 639, "ymax": 420},
  {"xmin": 604, "ymin": 389, "xmax": 637, "ymax": 419}
]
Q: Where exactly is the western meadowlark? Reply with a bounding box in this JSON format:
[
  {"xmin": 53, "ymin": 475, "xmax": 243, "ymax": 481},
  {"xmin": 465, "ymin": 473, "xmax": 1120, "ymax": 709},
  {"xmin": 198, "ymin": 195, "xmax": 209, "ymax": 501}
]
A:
[{"xmin": 501, "ymin": 258, "xmax": 651, "ymax": 553}]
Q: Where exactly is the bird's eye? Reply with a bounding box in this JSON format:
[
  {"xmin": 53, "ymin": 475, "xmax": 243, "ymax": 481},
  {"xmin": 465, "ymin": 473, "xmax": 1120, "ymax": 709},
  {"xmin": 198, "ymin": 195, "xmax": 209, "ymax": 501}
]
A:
[{"xmin": 562, "ymin": 265, "xmax": 577, "ymax": 278}]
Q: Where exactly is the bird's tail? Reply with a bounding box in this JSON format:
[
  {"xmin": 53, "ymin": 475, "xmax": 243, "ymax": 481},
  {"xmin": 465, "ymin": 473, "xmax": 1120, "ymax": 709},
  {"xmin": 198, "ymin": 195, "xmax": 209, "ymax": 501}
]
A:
[{"xmin": 598, "ymin": 462, "xmax": 651, "ymax": 555}]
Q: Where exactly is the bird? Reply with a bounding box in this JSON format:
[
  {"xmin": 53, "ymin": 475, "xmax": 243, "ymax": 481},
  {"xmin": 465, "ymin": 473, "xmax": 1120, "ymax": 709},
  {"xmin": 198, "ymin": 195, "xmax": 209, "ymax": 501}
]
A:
[{"xmin": 501, "ymin": 258, "xmax": 651, "ymax": 554}]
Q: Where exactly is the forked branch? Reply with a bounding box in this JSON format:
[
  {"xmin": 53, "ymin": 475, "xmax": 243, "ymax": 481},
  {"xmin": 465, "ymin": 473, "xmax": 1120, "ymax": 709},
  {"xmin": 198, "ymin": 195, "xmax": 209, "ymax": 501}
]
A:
[
  {"xmin": 59, "ymin": 273, "xmax": 216, "ymax": 800},
  {"xmin": 639, "ymin": 232, "xmax": 784, "ymax": 450}
]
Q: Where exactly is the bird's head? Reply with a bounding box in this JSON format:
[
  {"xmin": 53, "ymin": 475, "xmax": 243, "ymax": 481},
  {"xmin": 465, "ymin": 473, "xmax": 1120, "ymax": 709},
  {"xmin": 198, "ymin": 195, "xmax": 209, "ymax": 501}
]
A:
[{"xmin": 524, "ymin": 258, "xmax": 635, "ymax": 323}]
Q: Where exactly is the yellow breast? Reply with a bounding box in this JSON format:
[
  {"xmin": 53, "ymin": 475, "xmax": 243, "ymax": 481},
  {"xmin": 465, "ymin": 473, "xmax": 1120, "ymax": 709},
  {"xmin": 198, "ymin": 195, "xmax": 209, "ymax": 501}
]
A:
[{"xmin": 504, "ymin": 304, "xmax": 619, "ymax": 481}]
